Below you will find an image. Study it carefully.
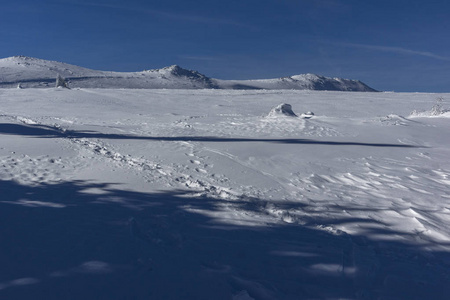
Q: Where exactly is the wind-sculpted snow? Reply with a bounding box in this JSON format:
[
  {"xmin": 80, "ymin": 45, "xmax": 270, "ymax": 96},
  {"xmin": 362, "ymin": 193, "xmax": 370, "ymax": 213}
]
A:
[
  {"xmin": 0, "ymin": 56, "xmax": 376, "ymax": 91},
  {"xmin": 1, "ymin": 89, "xmax": 450, "ymax": 299},
  {"xmin": 267, "ymin": 103, "xmax": 298, "ymax": 117}
]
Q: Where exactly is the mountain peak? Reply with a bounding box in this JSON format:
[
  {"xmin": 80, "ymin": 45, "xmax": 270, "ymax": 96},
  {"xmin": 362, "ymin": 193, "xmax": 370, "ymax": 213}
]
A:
[
  {"xmin": 4, "ymin": 56, "xmax": 43, "ymax": 63},
  {"xmin": 1, "ymin": 56, "xmax": 71, "ymax": 69},
  {"xmin": 165, "ymin": 64, "xmax": 183, "ymax": 71},
  {"xmin": 156, "ymin": 65, "xmax": 214, "ymax": 83},
  {"xmin": 161, "ymin": 65, "xmax": 200, "ymax": 77},
  {"xmin": 13, "ymin": 55, "xmax": 34, "ymax": 60}
]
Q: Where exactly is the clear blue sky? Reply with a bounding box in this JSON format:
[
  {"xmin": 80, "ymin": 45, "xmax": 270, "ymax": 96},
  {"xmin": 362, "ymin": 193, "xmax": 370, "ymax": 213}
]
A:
[{"xmin": 1, "ymin": 0, "xmax": 449, "ymax": 92}]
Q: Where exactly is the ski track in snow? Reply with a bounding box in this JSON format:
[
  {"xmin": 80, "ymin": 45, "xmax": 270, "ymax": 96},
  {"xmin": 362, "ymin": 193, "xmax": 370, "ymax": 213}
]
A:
[{"xmin": 1, "ymin": 89, "xmax": 450, "ymax": 299}]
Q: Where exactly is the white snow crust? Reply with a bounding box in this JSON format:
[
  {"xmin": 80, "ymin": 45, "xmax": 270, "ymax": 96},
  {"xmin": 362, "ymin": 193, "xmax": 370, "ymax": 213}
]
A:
[{"xmin": 1, "ymin": 88, "xmax": 450, "ymax": 299}]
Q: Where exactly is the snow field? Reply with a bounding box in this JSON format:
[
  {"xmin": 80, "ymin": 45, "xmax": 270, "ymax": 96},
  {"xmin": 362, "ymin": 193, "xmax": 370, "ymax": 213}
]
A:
[{"xmin": 1, "ymin": 88, "xmax": 450, "ymax": 299}]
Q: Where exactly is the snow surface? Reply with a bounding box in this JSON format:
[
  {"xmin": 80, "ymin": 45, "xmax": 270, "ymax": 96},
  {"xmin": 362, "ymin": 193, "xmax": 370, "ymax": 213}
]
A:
[
  {"xmin": 0, "ymin": 56, "xmax": 376, "ymax": 91},
  {"xmin": 1, "ymin": 88, "xmax": 450, "ymax": 299}
]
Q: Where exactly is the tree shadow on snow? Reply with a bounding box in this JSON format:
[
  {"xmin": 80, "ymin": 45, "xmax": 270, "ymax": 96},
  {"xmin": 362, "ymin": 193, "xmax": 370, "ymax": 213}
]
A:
[
  {"xmin": 0, "ymin": 123, "xmax": 421, "ymax": 148},
  {"xmin": 1, "ymin": 179, "xmax": 449, "ymax": 300}
]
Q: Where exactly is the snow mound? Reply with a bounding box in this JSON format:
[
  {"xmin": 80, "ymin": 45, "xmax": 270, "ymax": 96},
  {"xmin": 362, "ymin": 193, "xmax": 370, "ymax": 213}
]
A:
[
  {"xmin": 380, "ymin": 114, "xmax": 412, "ymax": 125},
  {"xmin": 267, "ymin": 103, "xmax": 297, "ymax": 117},
  {"xmin": 300, "ymin": 111, "xmax": 315, "ymax": 119}
]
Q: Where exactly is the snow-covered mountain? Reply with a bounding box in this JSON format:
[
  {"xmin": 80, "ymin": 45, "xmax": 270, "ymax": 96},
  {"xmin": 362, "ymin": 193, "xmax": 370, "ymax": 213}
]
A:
[
  {"xmin": 215, "ymin": 73, "xmax": 377, "ymax": 91},
  {"xmin": 0, "ymin": 56, "xmax": 218, "ymax": 89},
  {"xmin": 0, "ymin": 56, "xmax": 377, "ymax": 91}
]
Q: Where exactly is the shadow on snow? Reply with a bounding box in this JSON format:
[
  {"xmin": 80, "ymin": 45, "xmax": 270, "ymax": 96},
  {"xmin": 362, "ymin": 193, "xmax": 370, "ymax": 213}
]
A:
[
  {"xmin": 1, "ymin": 179, "xmax": 449, "ymax": 300},
  {"xmin": 0, "ymin": 123, "xmax": 421, "ymax": 148}
]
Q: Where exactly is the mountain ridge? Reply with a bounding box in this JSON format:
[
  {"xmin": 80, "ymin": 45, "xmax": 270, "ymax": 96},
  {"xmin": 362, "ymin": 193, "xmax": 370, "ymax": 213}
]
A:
[{"xmin": 0, "ymin": 56, "xmax": 377, "ymax": 91}]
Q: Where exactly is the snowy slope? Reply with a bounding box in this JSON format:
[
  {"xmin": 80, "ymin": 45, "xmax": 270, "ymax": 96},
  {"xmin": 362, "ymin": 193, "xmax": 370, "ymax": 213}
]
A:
[
  {"xmin": 0, "ymin": 56, "xmax": 376, "ymax": 91},
  {"xmin": 1, "ymin": 88, "xmax": 449, "ymax": 299},
  {"xmin": 214, "ymin": 73, "xmax": 376, "ymax": 91},
  {"xmin": 0, "ymin": 56, "xmax": 218, "ymax": 89}
]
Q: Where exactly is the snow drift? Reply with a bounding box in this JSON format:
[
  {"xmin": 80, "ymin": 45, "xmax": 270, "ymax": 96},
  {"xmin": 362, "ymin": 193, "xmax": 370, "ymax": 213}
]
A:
[{"xmin": 267, "ymin": 103, "xmax": 298, "ymax": 117}]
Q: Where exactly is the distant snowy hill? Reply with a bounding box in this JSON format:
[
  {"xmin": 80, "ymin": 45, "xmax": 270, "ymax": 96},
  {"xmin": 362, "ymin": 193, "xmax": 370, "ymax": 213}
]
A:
[
  {"xmin": 0, "ymin": 56, "xmax": 377, "ymax": 91},
  {"xmin": 215, "ymin": 74, "xmax": 377, "ymax": 91},
  {"xmin": 0, "ymin": 56, "xmax": 217, "ymax": 89}
]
